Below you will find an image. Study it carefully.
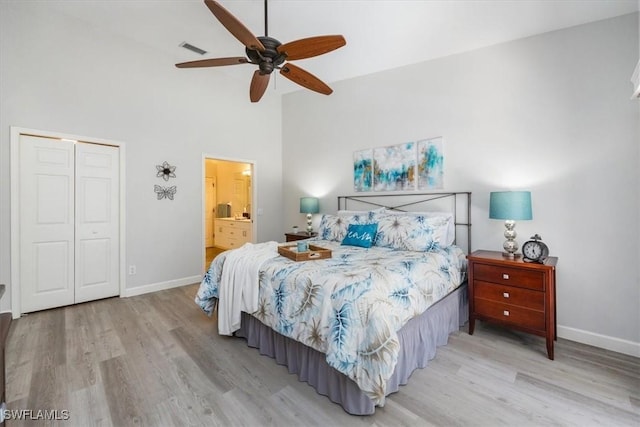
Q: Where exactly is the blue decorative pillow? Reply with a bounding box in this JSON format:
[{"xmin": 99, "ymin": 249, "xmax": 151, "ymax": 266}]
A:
[{"xmin": 341, "ymin": 223, "xmax": 378, "ymax": 248}]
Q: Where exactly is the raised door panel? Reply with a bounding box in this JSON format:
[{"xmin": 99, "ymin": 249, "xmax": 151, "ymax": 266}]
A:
[
  {"xmin": 238, "ymin": 222, "xmax": 252, "ymax": 242},
  {"xmin": 214, "ymin": 221, "xmax": 226, "ymax": 248},
  {"xmin": 205, "ymin": 178, "xmax": 215, "ymax": 247}
]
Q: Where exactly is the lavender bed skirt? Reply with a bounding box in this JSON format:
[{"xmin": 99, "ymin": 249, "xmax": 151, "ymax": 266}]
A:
[{"xmin": 235, "ymin": 283, "xmax": 469, "ymax": 415}]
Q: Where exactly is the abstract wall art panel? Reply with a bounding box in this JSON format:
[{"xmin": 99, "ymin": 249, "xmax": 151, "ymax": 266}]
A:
[
  {"xmin": 353, "ymin": 149, "xmax": 373, "ymax": 192},
  {"xmin": 373, "ymin": 142, "xmax": 416, "ymax": 191},
  {"xmin": 417, "ymin": 137, "xmax": 444, "ymax": 190}
]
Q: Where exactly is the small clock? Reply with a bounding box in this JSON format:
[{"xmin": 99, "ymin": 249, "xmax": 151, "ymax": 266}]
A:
[{"xmin": 522, "ymin": 234, "xmax": 549, "ymax": 263}]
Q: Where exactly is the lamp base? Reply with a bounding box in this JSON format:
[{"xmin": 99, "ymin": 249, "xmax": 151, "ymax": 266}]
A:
[
  {"xmin": 306, "ymin": 213, "xmax": 313, "ymax": 235},
  {"xmin": 502, "ymin": 252, "xmax": 522, "ymax": 259},
  {"xmin": 501, "ymin": 220, "xmax": 520, "ymax": 258}
]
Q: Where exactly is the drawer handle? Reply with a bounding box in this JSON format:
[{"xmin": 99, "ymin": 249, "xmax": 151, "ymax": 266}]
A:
[
  {"xmin": 503, "ymin": 292, "xmax": 510, "ymax": 298},
  {"xmin": 502, "ymin": 273, "xmax": 510, "ymax": 280},
  {"xmin": 503, "ymin": 310, "xmax": 510, "ymax": 317}
]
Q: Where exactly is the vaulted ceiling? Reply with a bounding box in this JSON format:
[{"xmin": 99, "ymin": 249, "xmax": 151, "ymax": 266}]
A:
[{"xmin": 46, "ymin": 0, "xmax": 638, "ymax": 94}]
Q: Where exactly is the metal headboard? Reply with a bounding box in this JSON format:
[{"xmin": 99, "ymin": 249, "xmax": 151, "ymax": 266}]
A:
[{"xmin": 337, "ymin": 192, "xmax": 472, "ymax": 253}]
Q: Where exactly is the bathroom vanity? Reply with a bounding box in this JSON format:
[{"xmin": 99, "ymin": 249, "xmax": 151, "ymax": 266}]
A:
[{"xmin": 214, "ymin": 218, "xmax": 253, "ymax": 249}]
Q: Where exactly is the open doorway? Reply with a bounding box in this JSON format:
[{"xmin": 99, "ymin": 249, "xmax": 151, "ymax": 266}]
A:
[{"xmin": 203, "ymin": 157, "xmax": 254, "ymax": 269}]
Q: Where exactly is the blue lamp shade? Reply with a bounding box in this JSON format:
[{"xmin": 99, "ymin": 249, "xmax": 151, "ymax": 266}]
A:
[
  {"xmin": 489, "ymin": 191, "xmax": 532, "ymax": 220},
  {"xmin": 299, "ymin": 197, "xmax": 320, "ymax": 214}
]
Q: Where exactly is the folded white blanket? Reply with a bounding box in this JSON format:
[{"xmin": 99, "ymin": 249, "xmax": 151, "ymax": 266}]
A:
[{"xmin": 217, "ymin": 241, "xmax": 279, "ymax": 335}]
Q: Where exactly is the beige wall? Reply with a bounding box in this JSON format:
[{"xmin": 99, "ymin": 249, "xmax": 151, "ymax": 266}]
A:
[{"xmin": 206, "ymin": 159, "xmax": 252, "ymax": 218}]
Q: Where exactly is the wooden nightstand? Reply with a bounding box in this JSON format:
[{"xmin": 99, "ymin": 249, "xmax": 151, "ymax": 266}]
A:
[
  {"xmin": 467, "ymin": 250, "xmax": 558, "ymax": 360},
  {"xmin": 284, "ymin": 232, "xmax": 317, "ymax": 242}
]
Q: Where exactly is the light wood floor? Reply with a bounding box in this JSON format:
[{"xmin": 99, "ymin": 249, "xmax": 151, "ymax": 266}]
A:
[
  {"xmin": 5, "ymin": 284, "xmax": 639, "ymax": 426},
  {"xmin": 206, "ymin": 247, "xmax": 226, "ymax": 269}
]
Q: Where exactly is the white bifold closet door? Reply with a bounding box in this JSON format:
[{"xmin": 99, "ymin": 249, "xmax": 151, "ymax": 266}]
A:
[
  {"xmin": 19, "ymin": 135, "xmax": 120, "ymax": 313},
  {"xmin": 74, "ymin": 142, "xmax": 120, "ymax": 303}
]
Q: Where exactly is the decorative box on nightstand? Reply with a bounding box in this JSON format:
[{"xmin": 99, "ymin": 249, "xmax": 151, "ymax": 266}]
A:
[
  {"xmin": 467, "ymin": 250, "xmax": 558, "ymax": 360},
  {"xmin": 284, "ymin": 232, "xmax": 317, "ymax": 242}
]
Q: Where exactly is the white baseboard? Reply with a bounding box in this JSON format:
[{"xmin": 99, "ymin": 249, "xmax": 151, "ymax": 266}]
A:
[
  {"xmin": 558, "ymin": 325, "xmax": 640, "ymax": 358},
  {"xmin": 123, "ymin": 275, "xmax": 201, "ymax": 298}
]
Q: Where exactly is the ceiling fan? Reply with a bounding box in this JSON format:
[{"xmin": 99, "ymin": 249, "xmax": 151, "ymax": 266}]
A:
[{"xmin": 176, "ymin": 0, "xmax": 346, "ymax": 102}]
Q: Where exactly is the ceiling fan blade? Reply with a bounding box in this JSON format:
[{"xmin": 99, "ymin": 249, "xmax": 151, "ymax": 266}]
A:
[
  {"xmin": 279, "ymin": 63, "xmax": 332, "ymax": 95},
  {"xmin": 250, "ymin": 70, "xmax": 270, "ymax": 102},
  {"xmin": 277, "ymin": 35, "xmax": 346, "ymax": 61},
  {"xmin": 205, "ymin": 0, "xmax": 265, "ymax": 51},
  {"xmin": 175, "ymin": 57, "xmax": 249, "ymax": 68}
]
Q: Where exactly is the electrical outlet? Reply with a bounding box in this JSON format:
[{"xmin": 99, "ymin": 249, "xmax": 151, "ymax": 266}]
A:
[{"xmin": 128, "ymin": 265, "xmax": 136, "ymax": 275}]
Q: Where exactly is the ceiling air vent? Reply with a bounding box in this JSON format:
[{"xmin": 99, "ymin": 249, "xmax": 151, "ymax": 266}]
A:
[{"xmin": 179, "ymin": 42, "xmax": 207, "ymax": 56}]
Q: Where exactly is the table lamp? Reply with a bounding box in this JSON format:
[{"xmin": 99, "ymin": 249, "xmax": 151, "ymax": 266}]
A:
[
  {"xmin": 300, "ymin": 197, "xmax": 320, "ymax": 235},
  {"xmin": 489, "ymin": 191, "xmax": 532, "ymax": 258}
]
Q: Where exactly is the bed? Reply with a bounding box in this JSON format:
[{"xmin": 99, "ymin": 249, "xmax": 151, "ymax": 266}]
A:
[{"xmin": 196, "ymin": 192, "xmax": 471, "ymax": 415}]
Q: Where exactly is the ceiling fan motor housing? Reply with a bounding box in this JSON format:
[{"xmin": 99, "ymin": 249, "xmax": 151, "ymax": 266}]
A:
[
  {"xmin": 247, "ymin": 36, "xmax": 286, "ymax": 74},
  {"xmin": 176, "ymin": 1, "xmax": 345, "ymax": 101}
]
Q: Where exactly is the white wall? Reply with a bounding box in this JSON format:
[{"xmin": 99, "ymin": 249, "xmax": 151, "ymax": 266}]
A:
[
  {"xmin": 0, "ymin": 2, "xmax": 283, "ymax": 308},
  {"xmin": 282, "ymin": 13, "xmax": 640, "ymax": 355}
]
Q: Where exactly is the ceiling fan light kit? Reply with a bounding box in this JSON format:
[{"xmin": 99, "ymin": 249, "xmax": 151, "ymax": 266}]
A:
[{"xmin": 176, "ymin": 0, "xmax": 346, "ymax": 102}]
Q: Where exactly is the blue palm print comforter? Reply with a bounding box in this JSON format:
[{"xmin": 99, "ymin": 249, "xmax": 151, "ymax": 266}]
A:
[{"xmin": 196, "ymin": 239, "xmax": 465, "ymax": 406}]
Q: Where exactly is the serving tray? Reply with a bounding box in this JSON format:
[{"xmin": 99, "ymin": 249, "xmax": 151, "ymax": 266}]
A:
[{"xmin": 277, "ymin": 244, "xmax": 332, "ymax": 262}]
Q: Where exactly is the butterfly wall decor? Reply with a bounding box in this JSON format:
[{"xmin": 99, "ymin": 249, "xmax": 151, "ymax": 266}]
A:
[
  {"xmin": 154, "ymin": 185, "xmax": 177, "ymax": 200},
  {"xmin": 154, "ymin": 160, "xmax": 177, "ymax": 200}
]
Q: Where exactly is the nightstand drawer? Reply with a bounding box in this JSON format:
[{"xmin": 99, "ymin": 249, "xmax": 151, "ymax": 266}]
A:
[
  {"xmin": 475, "ymin": 299, "xmax": 545, "ymax": 331},
  {"xmin": 474, "ymin": 281, "xmax": 544, "ymax": 311},
  {"xmin": 473, "ymin": 263, "xmax": 544, "ymax": 290}
]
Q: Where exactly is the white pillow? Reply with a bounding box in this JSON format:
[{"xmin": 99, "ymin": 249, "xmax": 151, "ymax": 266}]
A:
[
  {"xmin": 335, "ymin": 208, "xmax": 385, "ymax": 225},
  {"xmin": 383, "ymin": 209, "xmax": 455, "ymax": 247},
  {"xmin": 337, "ymin": 207, "xmax": 386, "ymax": 217},
  {"xmin": 374, "ymin": 214, "xmax": 449, "ymax": 251}
]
